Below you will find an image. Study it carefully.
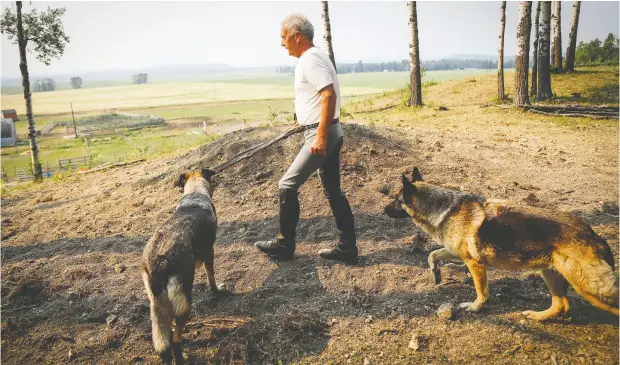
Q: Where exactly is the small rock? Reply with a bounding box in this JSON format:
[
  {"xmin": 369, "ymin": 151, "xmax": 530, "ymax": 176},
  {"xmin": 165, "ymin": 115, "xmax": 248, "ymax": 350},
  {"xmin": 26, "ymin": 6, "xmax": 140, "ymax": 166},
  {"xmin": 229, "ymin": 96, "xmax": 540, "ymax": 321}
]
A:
[
  {"xmin": 436, "ymin": 303, "xmax": 454, "ymax": 320},
  {"xmin": 106, "ymin": 314, "xmax": 118, "ymax": 326},
  {"xmin": 364, "ymin": 315, "xmax": 373, "ymax": 323},
  {"xmin": 329, "ymin": 318, "xmax": 338, "ymax": 326},
  {"xmin": 344, "ymin": 353, "xmax": 350, "ymax": 359},
  {"xmin": 408, "ymin": 333, "xmax": 420, "ymax": 351},
  {"xmin": 114, "ymin": 264, "xmax": 126, "ymax": 274},
  {"xmin": 132, "ymin": 199, "xmax": 144, "ymax": 207},
  {"xmin": 364, "ymin": 358, "xmax": 372, "ymax": 365},
  {"xmin": 37, "ymin": 195, "xmax": 54, "ymax": 203},
  {"xmin": 523, "ymin": 193, "xmax": 539, "ymax": 206},
  {"xmin": 68, "ymin": 349, "xmax": 74, "ymax": 361}
]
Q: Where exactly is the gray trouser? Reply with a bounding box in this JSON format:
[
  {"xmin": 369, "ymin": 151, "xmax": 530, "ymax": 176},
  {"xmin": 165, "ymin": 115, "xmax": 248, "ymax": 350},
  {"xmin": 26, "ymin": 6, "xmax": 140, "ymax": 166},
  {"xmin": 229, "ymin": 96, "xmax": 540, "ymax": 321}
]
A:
[
  {"xmin": 277, "ymin": 121, "xmax": 356, "ymax": 248},
  {"xmin": 279, "ymin": 122, "xmax": 344, "ymax": 190}
]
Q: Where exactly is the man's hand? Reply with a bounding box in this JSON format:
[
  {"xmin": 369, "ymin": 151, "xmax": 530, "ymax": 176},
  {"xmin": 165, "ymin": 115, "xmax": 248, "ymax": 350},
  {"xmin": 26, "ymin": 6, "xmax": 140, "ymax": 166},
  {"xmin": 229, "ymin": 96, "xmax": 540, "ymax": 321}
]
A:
[{"xmin": 310, "ymin": 136, "xmax": 327, "ymax": 156}]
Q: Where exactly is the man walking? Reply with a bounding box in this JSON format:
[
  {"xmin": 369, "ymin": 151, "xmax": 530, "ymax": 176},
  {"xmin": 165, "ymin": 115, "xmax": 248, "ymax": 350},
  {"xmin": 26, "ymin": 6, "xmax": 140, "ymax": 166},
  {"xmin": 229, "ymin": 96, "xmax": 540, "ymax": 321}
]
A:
[{"xmin": 254, "ymin": 13, "xmax": 358, "ymax": 264}]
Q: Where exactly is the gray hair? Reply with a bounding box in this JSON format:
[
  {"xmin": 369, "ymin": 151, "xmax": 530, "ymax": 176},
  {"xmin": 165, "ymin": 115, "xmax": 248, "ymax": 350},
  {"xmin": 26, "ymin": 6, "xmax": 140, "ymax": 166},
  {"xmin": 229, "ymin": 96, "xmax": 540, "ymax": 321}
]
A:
[{"xmin": 281, "ymin": 13, "xmax": 314, "ymax": 41}]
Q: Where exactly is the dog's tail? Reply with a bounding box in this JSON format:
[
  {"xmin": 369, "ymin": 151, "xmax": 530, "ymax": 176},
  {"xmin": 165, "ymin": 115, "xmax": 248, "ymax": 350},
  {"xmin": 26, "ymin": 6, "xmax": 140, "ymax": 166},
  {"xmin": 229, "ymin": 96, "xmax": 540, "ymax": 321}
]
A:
[
  {"xmin": 553, "ymin": 235, "xmax": 619, "ymax": 316},
  {"xmin": 143, "ymin": 257, "xmax": 191, "ymax": 364}
]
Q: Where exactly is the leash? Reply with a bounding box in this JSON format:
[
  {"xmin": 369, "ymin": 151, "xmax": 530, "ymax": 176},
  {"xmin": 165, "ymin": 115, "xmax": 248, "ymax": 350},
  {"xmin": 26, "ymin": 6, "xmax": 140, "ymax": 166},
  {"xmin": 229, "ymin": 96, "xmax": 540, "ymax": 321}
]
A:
[{"xmin": 212, "ymin": 124, "xmax": 305, "ymax": 174}]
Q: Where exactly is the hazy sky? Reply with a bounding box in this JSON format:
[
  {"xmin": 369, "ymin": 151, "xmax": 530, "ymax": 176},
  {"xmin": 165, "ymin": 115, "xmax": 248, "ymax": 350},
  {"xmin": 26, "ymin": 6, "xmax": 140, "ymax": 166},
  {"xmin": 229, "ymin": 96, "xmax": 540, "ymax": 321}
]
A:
[{"xmin": 1, "ymin": 1, "xmax": 618, "ymax": 78}]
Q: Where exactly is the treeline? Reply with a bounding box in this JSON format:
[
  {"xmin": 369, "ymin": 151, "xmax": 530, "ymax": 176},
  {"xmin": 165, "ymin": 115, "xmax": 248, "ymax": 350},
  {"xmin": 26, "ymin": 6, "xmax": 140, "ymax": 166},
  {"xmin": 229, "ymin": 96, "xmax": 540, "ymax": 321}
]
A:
[
  {"xmin": 575, "ymin": 33, "xmax": 619, "ymax": 65},
  {"xmin": 277, "ymin": 58, "xmax": 516, "ymax": 74},
  {"xmin": 32, "ymin": 78, "xmax": 56, "ymax": 92}
]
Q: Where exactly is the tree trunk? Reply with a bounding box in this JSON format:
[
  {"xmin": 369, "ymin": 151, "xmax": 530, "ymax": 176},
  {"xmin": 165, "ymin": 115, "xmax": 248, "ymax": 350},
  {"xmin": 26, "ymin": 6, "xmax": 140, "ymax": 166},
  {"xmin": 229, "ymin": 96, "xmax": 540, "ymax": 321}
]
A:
[
  {"xmin": 408, "ymin": 1, "xmax": 422, "ymax": 107},
  {"xmin": 565, "ymin": 1, "xmax": 581, "ymax": 72},
  {"xmin": 514, "ymin": 1, "xmax": 532, "ymax": 107},
  {"xmin": 537, "ymin": 1, "xmax": 553, "ymax": 100},
  {"xmin": 531, "ymin": 1, "xmax": 541, "ymax": 95},
  {"xmin": 497, "ymin": 1, "xmax": 506, "ymax": 100},
  {"xmin": 551, "ymin": 1, "xmax": 562, "ymax": 71},
  {"xmin": 321, "ymin": 1, "xmax": 336, "ymax": 69},
  {"xmin": 16, "ymin": 1, "xmax": 43, "ymax": 182}
]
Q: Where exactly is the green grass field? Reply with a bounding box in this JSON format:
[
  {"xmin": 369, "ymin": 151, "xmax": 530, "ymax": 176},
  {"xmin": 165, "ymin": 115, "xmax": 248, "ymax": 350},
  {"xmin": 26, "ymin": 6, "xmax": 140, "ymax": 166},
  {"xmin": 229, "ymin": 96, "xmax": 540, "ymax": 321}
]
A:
[{"xmin": 1, "ymin": 126, "xmax": 217, "ymax": 178}]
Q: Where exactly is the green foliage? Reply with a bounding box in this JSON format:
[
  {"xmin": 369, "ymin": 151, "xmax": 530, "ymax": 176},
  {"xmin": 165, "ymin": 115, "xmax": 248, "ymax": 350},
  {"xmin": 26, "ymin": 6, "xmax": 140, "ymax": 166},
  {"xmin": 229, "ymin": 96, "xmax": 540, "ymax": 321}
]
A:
[
  {"xmin": 0, "ymin": 4, "xmax": 70, "ymax": 66},
  {"xmin": 340, "ymin": 106, "xmax": 352, "ymax": 118},
  {"xmin": 575, "ymin": 34, "xmax": 619, "ymax": 65},
  {"xmin": 423, "ymin": 79, "xmax": 438, "ymax": 88},
  {"xmin": 268, "ymin": 106, "xmax": 279, "ymax": 124},
  {"xmin": 70, "ymin": 76, "xmax": 82, "ymax": 89},
  {"xmin": 50, "ymin": 167, "xmax": 73, "ymax": 183}
]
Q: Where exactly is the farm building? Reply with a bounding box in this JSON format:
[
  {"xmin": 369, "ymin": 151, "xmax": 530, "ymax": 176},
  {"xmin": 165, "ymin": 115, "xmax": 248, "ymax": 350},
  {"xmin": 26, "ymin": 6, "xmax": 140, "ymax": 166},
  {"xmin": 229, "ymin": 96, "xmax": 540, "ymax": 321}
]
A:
[
  {"xmin": 1, "ymin": 109, "xmax": 19, "ymax": 122},
  {"xmin": 1, "ymin": 117, "xmax": 17, "ymax": 146}
]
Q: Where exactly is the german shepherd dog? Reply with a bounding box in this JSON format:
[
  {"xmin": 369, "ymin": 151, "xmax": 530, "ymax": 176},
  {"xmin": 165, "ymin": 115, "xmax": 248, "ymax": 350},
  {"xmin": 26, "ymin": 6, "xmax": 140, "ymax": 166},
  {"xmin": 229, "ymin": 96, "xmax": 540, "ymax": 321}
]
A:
[
  {"xmin": 141, "ymin": 168, "xmax": 223, "ymax": 364},
  {"xmin": 384, "ymin": 167, "xmax": 619, "ymax": 321}
]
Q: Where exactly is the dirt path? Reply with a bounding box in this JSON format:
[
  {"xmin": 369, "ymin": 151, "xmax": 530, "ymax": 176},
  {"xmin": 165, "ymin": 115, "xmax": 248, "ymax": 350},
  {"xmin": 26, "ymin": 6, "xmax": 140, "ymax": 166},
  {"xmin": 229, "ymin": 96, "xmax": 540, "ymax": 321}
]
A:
[{"xmin": 1, "ymin": 102, "xmax": 618, "ymax": 364}]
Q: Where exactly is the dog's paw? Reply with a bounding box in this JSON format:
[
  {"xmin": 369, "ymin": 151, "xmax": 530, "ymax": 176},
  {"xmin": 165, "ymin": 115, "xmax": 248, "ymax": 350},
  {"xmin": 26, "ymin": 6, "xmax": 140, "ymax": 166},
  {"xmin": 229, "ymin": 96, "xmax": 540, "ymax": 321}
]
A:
[
  {"xmin": 459, "ymin": 302, "xmax": 482, "ymax": 312},
  {"xmin": 521, "ymin": 310, "xmax": 553, "ymax": 321},
  {"xmin": 211, "ymin": 283, "xmax": 232, "ymax": 297},
  {"xmin": 209, "ymin": 283, "xmax": 227, "ymax": 293}
]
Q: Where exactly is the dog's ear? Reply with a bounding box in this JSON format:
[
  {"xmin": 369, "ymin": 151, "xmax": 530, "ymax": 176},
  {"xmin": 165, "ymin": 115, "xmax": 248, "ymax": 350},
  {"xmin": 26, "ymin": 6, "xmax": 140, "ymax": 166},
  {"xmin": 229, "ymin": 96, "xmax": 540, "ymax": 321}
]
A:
[
  {"xmin": 411, "ymin": 167, "xmax": 423, "ymax": 182},
  {"xmin": 401, "ymin": 173, "xmax": 416, "ymax": 205},
  {"xmin": 201, "ymin": 168, "xmax": 217, "ymax": 181},
  {"xmin": 174, "ymin": 173, "xmax": 187, "ymax": 188}
]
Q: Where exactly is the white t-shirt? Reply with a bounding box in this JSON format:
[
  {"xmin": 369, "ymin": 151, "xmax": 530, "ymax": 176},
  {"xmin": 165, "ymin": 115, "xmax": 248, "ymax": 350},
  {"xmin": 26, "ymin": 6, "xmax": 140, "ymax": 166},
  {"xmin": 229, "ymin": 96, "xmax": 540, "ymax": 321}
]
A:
[{"xmin": 294, "ymin": 47, "xmax": 341, "ymax": 126}]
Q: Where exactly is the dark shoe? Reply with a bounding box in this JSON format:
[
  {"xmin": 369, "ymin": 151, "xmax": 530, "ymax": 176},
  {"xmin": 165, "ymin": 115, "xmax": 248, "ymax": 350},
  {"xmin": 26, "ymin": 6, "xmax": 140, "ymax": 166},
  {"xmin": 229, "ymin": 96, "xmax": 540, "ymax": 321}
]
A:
[
  {"xmin": 318, "ymin": 244, "xmax": 358, "ymax": 265},
  {"xmin": 255, "ymin": 238, "xmax": 295, "ymax": 260}
]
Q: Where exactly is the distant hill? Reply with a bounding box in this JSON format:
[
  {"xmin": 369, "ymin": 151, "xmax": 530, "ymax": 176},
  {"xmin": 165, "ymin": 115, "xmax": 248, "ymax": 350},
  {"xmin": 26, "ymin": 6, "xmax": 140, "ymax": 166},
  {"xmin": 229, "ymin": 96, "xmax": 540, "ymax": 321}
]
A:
[{"xmin": 0, "ymin": 63, "xmax": 280, "ymax": 87}]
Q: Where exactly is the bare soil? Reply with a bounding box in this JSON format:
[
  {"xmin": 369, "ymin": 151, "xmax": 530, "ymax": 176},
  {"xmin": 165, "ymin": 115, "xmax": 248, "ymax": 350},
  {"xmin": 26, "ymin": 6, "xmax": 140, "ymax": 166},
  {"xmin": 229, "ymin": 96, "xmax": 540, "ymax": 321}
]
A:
[{"xmin": 2, "ymin": 82, "xmax": 619, "ymax": 364}]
